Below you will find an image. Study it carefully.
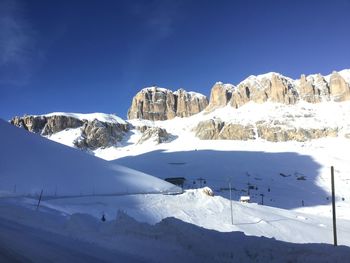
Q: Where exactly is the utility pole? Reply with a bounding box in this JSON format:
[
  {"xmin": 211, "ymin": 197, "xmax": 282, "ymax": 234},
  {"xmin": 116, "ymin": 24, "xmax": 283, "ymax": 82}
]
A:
[
  {"xmin": 331, "ymin": 166, "xmax": 337, "ymax": 246},
  {"xmin": 229, "ymin": 181, "xmax": 233, "ymax": 225}
]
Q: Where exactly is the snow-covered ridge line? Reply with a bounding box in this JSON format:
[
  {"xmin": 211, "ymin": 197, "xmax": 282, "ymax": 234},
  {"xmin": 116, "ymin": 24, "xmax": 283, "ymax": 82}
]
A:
[
  {"xmin": 43, "ymin": 112, "xmax": 127, "ymax": 124},
  {"xmin": 214, "ymin": 68, "xmax": 350, "ymax": 89},
  {"xmin": 141, "ymin": 86, "xmax": 172, "ymax": 93},
  {"xmin": 141, "ymin": 86, "xmax": 207, "ymax": 99},
  {"xmin": 175, "ymin": 90, "xmax": 207, "ymax": 99}
]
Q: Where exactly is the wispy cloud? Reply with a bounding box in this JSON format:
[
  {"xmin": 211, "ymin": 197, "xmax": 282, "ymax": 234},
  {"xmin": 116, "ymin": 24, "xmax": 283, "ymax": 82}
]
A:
[
  {"xmin": 0, "ymin": 0, "xmax": 41, "ymax": 86},
  {"xmin": 146, "ymin": 0, "xmax": 181, "ymax": 39},
  {"xmin": 128, "ymin": 0, "xmax": 182, "ymax": 40}
]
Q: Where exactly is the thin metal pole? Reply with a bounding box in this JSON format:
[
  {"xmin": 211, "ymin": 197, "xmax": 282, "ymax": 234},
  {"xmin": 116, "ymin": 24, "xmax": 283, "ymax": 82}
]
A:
[
  {"xmin": 229, "ymin": 181, "xmax": 233, "ymax": 225},
  {"xmin": 331, "ymin": 166, "xmax": 337, "ymax": 246},
  {"xmin": 36, "ymin": 189, "xmax": 43, "ymax": 211}
]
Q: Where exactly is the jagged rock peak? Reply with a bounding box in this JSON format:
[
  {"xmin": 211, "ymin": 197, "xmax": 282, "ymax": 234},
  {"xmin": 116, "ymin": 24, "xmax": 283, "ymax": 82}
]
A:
[
  {"xmin": 207, "ymin": 69, "xmax": 350, "ymax": 111},
  {"xmin": 127, "ymin": 86, "xmax": 208, "ymax": 121},
  {"xmin": 206, "ymin": 82, "xmax": 235, "ymax": 111}
]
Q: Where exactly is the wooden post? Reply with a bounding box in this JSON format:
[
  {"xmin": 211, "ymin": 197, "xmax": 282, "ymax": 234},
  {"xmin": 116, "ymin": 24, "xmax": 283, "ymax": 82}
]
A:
[
  {"xmin": 36, "ymin": 189, "xmax": 43, "ymax": 211},
  {"xmin": 331, "ymin": 166, "xmax": 337, "ymax": 246}
]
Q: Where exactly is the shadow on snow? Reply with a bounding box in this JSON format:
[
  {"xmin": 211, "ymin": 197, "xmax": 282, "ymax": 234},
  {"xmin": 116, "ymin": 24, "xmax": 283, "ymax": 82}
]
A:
[{"xmin": 112, "ymin": 149, "xmax": 329, "ymax": 210}]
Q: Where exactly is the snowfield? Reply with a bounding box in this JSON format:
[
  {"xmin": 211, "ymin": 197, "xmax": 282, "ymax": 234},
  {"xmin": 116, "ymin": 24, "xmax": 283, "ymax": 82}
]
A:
[{"xmin": 1, "ymin": 99, "xmax": 350, "ymax": 262}]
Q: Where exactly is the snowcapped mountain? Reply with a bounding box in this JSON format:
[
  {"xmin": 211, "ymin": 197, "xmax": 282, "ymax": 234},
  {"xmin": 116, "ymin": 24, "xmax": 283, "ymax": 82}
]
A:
[
  {"xmin": 4, "ymin": 69, "xmax": 350, "ymax": 243},
  {"xmin": 11, "ymin": 69, "xmax": 350, "ymax": 147},
  {"xmin": 2, "ymin": 69, "xmax": 350, "ymax": 261}
]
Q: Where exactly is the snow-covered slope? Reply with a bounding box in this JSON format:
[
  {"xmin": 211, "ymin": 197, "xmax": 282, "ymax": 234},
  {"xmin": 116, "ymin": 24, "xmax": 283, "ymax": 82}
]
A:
[
  {"xmin": 40, "ymin": 188, "xmax": 350, "ymax": 246},
  {"xmin": 1, "ymin": 196, "xmax": 349, "ymax": 263},
  {"xmin": 91, "ymin": 103, "xmax": 350, "ymax": 222},
  {"xmin": 203, "ymin": 100, "xmax": 350, "ymax": 132},
  {"xmin": 0, "ymin": 119, "xmax": 180, "ymax": 197},
  {"xmin": 2, "ymin": 109, "xmax": 350, "ymax": 261}
]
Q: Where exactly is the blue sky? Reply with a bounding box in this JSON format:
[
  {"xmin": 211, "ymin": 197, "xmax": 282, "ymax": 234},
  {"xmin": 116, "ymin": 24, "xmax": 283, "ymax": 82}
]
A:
[{"xmin": 1, "ymin": 0, "xmax": 350, "ymax": 120}]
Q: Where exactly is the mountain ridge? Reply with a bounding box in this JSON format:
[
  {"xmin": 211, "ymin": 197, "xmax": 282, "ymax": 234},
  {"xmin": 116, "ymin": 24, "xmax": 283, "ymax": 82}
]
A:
[
  {"xmin": 127, "ymin": 69, "xmax": 350, "ymax": 119},
  {"xmin": 9, "ymin": 69, "xmax": 350, "ymax": 147}
]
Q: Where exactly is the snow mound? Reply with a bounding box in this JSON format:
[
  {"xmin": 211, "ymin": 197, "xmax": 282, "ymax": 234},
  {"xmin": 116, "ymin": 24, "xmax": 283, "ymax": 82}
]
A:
[{"xmin": 0, "ymin": 119, "xmax": 181, "ymax": 197}]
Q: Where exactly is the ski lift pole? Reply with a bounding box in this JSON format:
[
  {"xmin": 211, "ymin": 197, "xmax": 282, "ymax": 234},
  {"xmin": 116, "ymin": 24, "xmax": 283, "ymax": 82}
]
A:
[
  {"xmin": 36, "ymin": 189, "xmax": 43, "ymax": 211},
  {"xmin": 331, "ymin": 166, "xmax": 337, "ymax": 246},
  {"xmin": 229, "ymin": 181, "xmax": 233, "ymax": 225}
]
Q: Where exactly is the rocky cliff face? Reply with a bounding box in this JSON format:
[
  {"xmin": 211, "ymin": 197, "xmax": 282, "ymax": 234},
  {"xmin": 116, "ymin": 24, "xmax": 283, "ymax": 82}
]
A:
[
  {"xmin": 194, "ymin": 119, "xmax": 256, "ymax": 140},
  {"xmin": 11, "ymin": 115, "xmax": 84, "ymax": 135},
  {"xmin": 11, "ymin": 115, "xmax": 129, "ymax": 149},
  {"xmin": 256, "ymin": 123, "xmax": 338, "ymax": 142},
  {"xmin": 206, "ymin": 70, "xmax": 350, "ymax": 111},
  {"xmin": 10, "ymin": 69, "xmax": 350, "ymax": 149},
  {"xmin": 194, "ymin": 119, "xmax": 338, "ymax": 142},
  {"xmin": 127, "ymin": 87, "xmax": 208, "ymax": 121},
  {"xmin": 206, "ymin": 83, "xmax": 233, "ymax": 111},
  {"xmin": 329, "ymin": 71, "xmax": 350, "ymax": 101},
  {"xmin": 75, "ymin": 119, "xmax": 128, "ymax": 150}
]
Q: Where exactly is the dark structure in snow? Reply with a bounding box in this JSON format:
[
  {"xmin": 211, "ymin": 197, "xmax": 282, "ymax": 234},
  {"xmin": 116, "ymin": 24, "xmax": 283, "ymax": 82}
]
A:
[{"xmin": 165, "ymin": 177, "xmax": 186, "ymax": 189}]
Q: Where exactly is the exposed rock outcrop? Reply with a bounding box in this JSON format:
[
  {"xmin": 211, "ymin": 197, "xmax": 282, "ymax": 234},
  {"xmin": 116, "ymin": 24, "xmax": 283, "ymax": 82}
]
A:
[
  {"xmin": 194, "ymin": 119, "xmax": 337, "ymax": 142},
  {"xmin": 194, "ymin": 119, "xmax": 224, "ymax": 140},
  {"xmin": 229, "ymin": 73, "xmax": 298, "ymax": 109},
  {"xmin": 298, "ymin": 74, "xmax": 322, "ymax": 103},
  {"xmin": 329, "ymin": 71, "xmax": 350, "ymax": 101},
  {"xmin": 127, "ymin": 87, "xmax": 208, "ymax": 121},
  {"xmin": 11, "ymin": 115, "xmax": 47, "ymax": 133},
  {"xmin": 137, "ymin": 126, "xmax": 170, "ymax": 144},
  {"xmin": 219, "ymin": 123, "xmax": 256, "ymax": 140},
  {"xmin": 194, "ymin": 119, "xmax": 255, "ymax": 140},
  {"xmin": 11, "ymin": 115, "xmax": 129, "ymax": 150},
  {"xmin": 74, "ymin": 119, "xmax": 128, "ymax": 150},
  {"xmin": 206, "ymin": 82, "xmax": 233, "ymax": 111},
  {"xmin": 41, "ymin": 116, "xmax": 84, "ymax": 136},
  {"xmin": 175, "ymin": 89, "xmax": 208, "ymax": 118},
  {"xmin": 256, "ymin": 124, "xmax": 338, "ymax": 142},
  {"xmin": 11, "ymin": 115, "xmax": 84, "ymax": 135}
]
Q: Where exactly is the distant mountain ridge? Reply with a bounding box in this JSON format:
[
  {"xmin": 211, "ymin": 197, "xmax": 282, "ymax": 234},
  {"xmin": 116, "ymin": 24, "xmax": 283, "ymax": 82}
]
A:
[
  {"xmin": 9, "ymin": 69, "xmax": 350, "ymax": 147},
  {"xmin": 207, "ymin": 69, "xmax": 350, "ymax": 111},
  {"xmin": 127, "ymin": 69, "xmax": 350, "ymax": 120}
]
